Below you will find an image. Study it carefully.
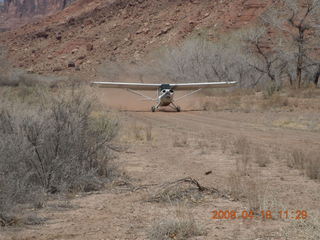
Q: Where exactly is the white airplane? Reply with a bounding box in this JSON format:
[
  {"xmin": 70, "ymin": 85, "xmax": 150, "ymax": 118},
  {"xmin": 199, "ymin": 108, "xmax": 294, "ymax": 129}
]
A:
[{"xmin": 91, "ymin": 81, "xmax": 237, "ymax": 112}]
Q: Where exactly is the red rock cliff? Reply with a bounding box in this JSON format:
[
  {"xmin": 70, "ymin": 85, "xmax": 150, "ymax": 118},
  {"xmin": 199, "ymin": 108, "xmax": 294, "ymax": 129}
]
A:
[
  {"xmin": 0, "ymin": 0, "xmax": 74, "ymax": 30},
  {"xmin": 3, "ymin": 0, "xmax": 73, "ymax": 16}
]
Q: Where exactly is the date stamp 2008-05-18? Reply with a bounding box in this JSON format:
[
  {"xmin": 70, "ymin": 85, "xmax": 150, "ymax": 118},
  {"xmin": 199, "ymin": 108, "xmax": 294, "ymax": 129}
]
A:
[{"xmin": 211, "ymin": 210, "xmax": 308, "ymax": 220}]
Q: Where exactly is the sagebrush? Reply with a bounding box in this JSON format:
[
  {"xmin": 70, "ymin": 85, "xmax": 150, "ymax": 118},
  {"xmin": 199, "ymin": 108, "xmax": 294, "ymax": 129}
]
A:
[{"xmin": 0, "ymin": 86, "xmax": 118, "ymax": 219}]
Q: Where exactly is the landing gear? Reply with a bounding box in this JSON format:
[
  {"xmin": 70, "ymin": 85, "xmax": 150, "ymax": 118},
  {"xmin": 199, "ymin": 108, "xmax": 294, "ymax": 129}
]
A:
[
  {"xmin": 151, "ymin": 103, "xmax": 181, "ymax": 112},
  {"xmin": 151, "ymin": 104, "xmax": 160, "ymax": 112},
  {"xmin": 171, "ymin": 102, "xmax": 181, "ymax": 112}
]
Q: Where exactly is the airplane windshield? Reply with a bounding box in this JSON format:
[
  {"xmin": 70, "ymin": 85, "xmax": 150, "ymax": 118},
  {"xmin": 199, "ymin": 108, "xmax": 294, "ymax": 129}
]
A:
[{"xmin": 160, "ymin": 84, "xmax": 171, "ymax": 90}]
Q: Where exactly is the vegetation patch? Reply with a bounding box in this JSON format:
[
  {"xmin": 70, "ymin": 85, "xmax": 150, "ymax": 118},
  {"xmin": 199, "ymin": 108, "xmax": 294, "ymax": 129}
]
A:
[
  {"xmin": 0, "ymin": 85, "xmax": 119, "ymax": 224},
  {"xmin": 148, "ymin": 214, "xmax": 206, "ymax": 240}
]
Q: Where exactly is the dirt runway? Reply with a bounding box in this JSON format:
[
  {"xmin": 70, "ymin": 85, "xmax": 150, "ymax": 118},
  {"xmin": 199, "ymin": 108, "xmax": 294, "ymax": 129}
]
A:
[{"xmin": 3, "ymin": 89, "xmax": 320, "ymax": 240}]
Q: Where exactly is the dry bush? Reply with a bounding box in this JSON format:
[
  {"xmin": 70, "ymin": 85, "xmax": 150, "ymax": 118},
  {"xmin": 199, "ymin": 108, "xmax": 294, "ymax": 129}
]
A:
[
  {"xmin": 254, "ymin": 147, "xmax": 270, "ymax": 167},
  {"xmin": 287, "ymin": 150, "xmax": 306, "ymax": 169},
  {"xmin": 173, "ymin": 135, "xmax": 188, "ymax": 148},
  {"xmin": 236, "ymin": 154, "xmax": 251, "ymax": 176},
  {"xmin": 288, "ymin": 150, "xmax": 320, "ymax": 180},
  {"xmin": 282, "ymin": 216, "xmax": 320, "ymax": 240},
  {"xmin": 148, "ymin": 210, "xmax": 206, "ymax": 240},
  {"xmin": 147, "ymin": 36, "xmax": 263, "ymax": 88},
  {"xmin": 132, "ymin": 122, "xmax": 144, "ymax": 141},
  {"xmin": 227, "ymin": 171, "xmax": 281, "ymax": 214},
  {"xmin": 130, "ymin": 123, "xmax": 153, "ymax": 142},
  {"xmin": 220, "ymin": 137, "xmax": 229, "ymax": 153},
  {"xmin": 227, "ymin": 171, "xmax": 243, "ymax": 200},
  {"xmin": 243, "ymin": 178, "xmax": 276, "ymax": 213},
  {"xmin": 145, "ymin": 123, "xmax": 152, "ymax": 142},
  {"xmin": 232, "ymin": 136, "xmax": 250, "ymax": 155},
  {"xmin": 232, "ymin": 136, "xmax": 251, "ymax": 176},
  {"xmin": 0, "ymin": 86, "xmax": 118, "ymax": 220},
  {"xmin": 305, "ymin": 154, "xmax": 320, "ymax": 180},
  {"xmin": 261, "ymin": 94, "xmax": 290, "ymax": 110}
]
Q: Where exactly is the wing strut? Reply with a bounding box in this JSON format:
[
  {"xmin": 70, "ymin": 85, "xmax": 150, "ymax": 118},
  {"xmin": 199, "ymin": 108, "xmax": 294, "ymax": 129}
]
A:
[
  {"xmin": 175, "ymin": 89, "xmax": 202, "ymax": 102},
  {"xmin": 127, "ymin": 89, "xmax": 155, "ymax": 101}
]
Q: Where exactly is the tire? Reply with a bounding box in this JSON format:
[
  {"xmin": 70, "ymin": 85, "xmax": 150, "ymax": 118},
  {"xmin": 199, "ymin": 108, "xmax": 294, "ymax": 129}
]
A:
[
  {"xmin": 176, "ymin": 106, "xmax": 181, "ymax": 112},
  {"xmin": 151, "ymin": 106, "xmax": 156, "ymax": 112}
]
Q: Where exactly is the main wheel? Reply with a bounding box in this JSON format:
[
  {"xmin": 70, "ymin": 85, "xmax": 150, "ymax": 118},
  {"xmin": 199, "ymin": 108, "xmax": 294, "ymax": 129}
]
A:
[
  {"xmin": 176, "ymin": 106, "xmax": 181, "ymax": 112},
  {"xmin": 151, "ymin": 106, "xmax": 156, "ymax": 112}
]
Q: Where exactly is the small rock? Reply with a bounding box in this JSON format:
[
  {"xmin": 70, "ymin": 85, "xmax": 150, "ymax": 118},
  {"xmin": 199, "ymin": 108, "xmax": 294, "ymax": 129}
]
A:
[
  {"xmin": 67, "ymin": 17, "xmax": 76, "ymax": 25},
  {"xmin": 71, "ymin": 49, "xmax": 78, "ymax": 54},
  {"xmin": 53, "ymin": 67, "xmax": 63, "ymax": 72},
  {"xmin": 35, "ymin": 31, "xmax": 49, "ymax": 39},
  {"xmin": 56, "ymin": 32, "xmax": 62, "ymax": 40},
  {"xmin": 78, "ymin": 55, "xmax": 86, "ymax": 60},
  {"xmin": 86, "ymin": 44, "xmax": 93, "ymax": 51},
  {"xmin": 68, "ymin": 61, "xmax": 75, "ymax": 68},
  {"xmin": 27, "ymin": 68, "xmax": 34, "ymax": 73},
  {"xmin": 84, "ymin": 19, "xmax": 93, "ymax": 25}
]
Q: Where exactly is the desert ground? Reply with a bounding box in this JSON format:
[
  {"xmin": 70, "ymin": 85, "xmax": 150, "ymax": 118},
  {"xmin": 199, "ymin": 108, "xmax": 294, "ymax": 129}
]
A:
[{"xmin": 2, "ymin": 88, "xmax": 320, "ymax": 240}]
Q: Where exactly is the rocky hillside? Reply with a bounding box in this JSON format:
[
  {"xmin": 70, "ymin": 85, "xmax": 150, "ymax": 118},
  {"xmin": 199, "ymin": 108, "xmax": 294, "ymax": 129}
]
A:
[{"xmin": 0, "ymin": 0, "xmax": 270, "ymax": 77}]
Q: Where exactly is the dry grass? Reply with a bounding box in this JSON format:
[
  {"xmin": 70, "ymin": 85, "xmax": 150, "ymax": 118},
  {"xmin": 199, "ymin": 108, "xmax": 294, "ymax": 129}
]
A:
[
  {"xmin": 227, "ymin": 172, "xmax": 281, "ymax": 215},
  {"xmin": 199, "ymin": 87, "xmax": 320, "ymax": 113},
  {"xmin": 282, "ymin": 216, "xmax": 320, "ymax": 240},
  {"xmin": 236, "ymin": 154, "xmax": 251, "ymax": 176},
  {"xmin": 132, "ymin": 122, "xmax": 145, "ymax": 141},
  {"xmin": 305, "ymin": 154, "xmax": 320, "ymax": 180},
  {"xmin": 287, "ymin": 150, "xmax": 306, "ymax": 169},
  {"xmin": 232, "ymin": 136, "xmax": 250, "ymax": 155},
  {"xmin": 148, "ymin": 207, "xmax": 206, "ymax": 240},
  {"xmin": 232, "ymin": 136, "xmax": 252, "ymax": 176},
  {"xmin": 219, "ymin": 137, "xmax": 230, "ymax": 153},
  {"xmin": 130, "ymin": 122, "xmax": 153, "ymax": 142},
  {"xmin": 287, "ymin": 150, "xmax": 320, "ymax": 180},
  {"xmin": 173, "ymin": 135, "xmax": 188, "ymax": 148},
  {"xmin": 145, "ymin": 123, "xmax": 152, "ymax": 142},
  {"xmin": 243, "ymin": 178, "xmax": 280, "ymax": 214},
  {"xmin": 226, "ymin": 171, "xmax": 243, "ymax": 200},
  {"xmin": 254, "ymin": 147, "xmax": 270, "ymax": 167}
]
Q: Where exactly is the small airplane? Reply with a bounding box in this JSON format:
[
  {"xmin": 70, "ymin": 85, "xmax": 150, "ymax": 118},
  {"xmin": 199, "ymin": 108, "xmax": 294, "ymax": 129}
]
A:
[{"xmin": 91, "ymin": 81, "xmax": 237, "ymax": 112}]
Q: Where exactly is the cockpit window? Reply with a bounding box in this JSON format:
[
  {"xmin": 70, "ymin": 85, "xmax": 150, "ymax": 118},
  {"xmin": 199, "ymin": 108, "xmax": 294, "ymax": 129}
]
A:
[{"xmin": 160, "ymin": 84, "xmax": 171, "ymax": 90}]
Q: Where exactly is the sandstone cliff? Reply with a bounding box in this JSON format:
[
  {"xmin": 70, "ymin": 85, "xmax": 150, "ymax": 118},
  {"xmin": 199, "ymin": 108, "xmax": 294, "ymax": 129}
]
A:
[
  {"xmin": 3, "ymin": 0, "xmax": 74, "ymax": 16},
  {"xmin": 0, "ymin": 0, "xmax": 74, "ymax": 29}
]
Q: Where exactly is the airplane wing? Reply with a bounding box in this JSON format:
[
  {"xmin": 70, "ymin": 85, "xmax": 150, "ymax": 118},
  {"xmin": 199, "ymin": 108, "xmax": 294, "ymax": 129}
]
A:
[
  {"xmin": 170, "ymin": 81, "xmax": 237, "ymax": 90},
  {"xmin": 91, "ymin": 81, "xmax": 237, "ymax": 90},
  {"xmin": 91, "ymin": 82, "xmax": 161, "ymax": 90}
]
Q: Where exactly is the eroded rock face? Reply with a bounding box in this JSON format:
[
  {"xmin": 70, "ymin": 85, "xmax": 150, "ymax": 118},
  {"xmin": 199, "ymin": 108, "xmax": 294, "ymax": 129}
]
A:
[
  {"xmin": 0, "ymin": 0, "xmax": 74, "ymax": 30},
  {"xmin": 3, "ymin": 0, "xmax": 73, "ymax": 17}
]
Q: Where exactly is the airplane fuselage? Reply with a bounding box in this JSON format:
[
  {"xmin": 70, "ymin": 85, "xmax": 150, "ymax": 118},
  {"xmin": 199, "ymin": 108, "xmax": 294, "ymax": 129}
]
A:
[{"xmin": 158, "ymin": 88, "xmax": 174, "ymax": 106}]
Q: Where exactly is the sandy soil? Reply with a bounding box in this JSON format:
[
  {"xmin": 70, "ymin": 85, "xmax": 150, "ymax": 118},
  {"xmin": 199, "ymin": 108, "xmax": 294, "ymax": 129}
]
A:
[{"xmin": 2, "ymin": 89, "xmax": 320, "ymax": 240}]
